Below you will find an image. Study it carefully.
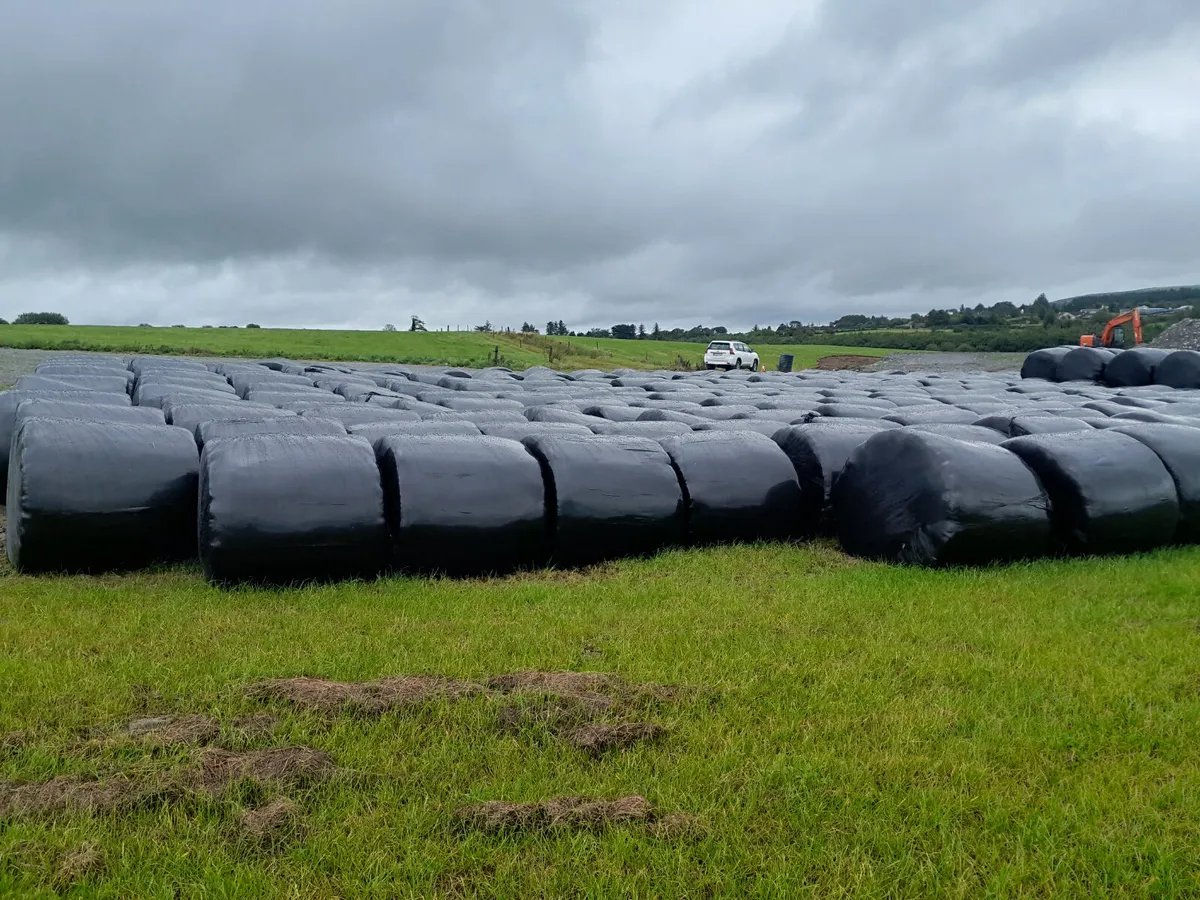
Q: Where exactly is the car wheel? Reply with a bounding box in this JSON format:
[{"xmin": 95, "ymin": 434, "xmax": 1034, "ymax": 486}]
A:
[
  {"xmin": 735, "ymin": 358, "xmax": 743, "ymax": 370},
  {"xmin": 705, "ymin": 364, "xmax": 714, "ymax": 370}
]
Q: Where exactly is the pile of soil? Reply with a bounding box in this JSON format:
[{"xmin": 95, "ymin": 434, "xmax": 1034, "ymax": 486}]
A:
[{"xmin": 1153, "ymin": 319, "xmax": 1200, "ymax": 350}]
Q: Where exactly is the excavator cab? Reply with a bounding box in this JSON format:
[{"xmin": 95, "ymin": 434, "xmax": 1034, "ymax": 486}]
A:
[{"xmin": 1080, "ymin": 308, "xmax": 1143, "ymax": 348}]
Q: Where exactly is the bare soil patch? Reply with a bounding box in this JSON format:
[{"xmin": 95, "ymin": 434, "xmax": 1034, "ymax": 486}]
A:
[
  {"xmin": 238, "ymin": 798, "xmax": 305, "ymax": 848},
  {"xmin": 127, "ymin": 714, "xmax": 220, "ymax": 747},
  {"xmin": 197, "ymin": 747, "xmax": 335, "ymax": 796},
  {"xmin": 816, "ymin": 354, "xmax": 882, "ymax": 371},
  {"xmin": 455, "ymin": 794, "xmax": 655, "ymax": 833},
  {"xmin": 56, "ymin": 842, "xmax": 105, "ymax": 887},
  {"xmin": 562, "ymin": 722, "xmax": 664, "ymax": 755},
  {"xmin": 248, "ymin": 675, "xmax": 483, "ymax": 715}
]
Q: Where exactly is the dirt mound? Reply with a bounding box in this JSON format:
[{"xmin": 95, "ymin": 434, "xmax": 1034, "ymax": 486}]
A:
[
  {"xmin": 127, "ymin": 715, "xmax": 220, "ymax": 747},
  {"xmin": 1153, "ymin": 318, "xmax": 1200, "ymax": 350},
  {"xmin": 197, "ymin": 747, "xmax": 335, "ymax": 796},
  {"xmin": 248, "ymin": 675, "xmax": 483, "ymax": 715},
  {"xmin": 56, "ymin": 842, "xmax": 105, "ymax": 886},
  {"xmin": 238, "ymin": 798, "xmax": 305, "ymax": 848},
  {"xmin": 562, "ymin": 722, "xmax": 664, "ymax": 754},
  {"xmin": 455, "ymin": 794, "xmax": 655, "ymax": 832},
  {"xmin": 0, "ymin": 774, "xmax": 168, "ymax": 817},
  {"xmin": 489, "ymin": 671, "xmax": 679, "ymax": 706},
  {"xmin": 816, "ymin": 355, "xmax": 881, "ymax": 371}
]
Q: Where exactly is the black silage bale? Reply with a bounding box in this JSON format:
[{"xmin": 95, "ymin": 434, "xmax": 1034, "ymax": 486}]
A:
[
  {"xmin": 1008, "ymin": 416, "xmax": 1095, "ymax": 437},
  {"xmin": 479, "ymin": 423, "xmax": 594, "ymax": 440},
  {"xmin": 1002, "ymin": 430, "xmax": 1178, "ymax": 554},
  {"xmin": 525, "ymin": 406, "xmax": 604, "ymax": 426},
  {"xmin": 297, "ymin": 406, "xmax": 421, "ymax": 426},
  {"xmin": 658, "ymin": 431, "xmax": 803, "ymax": 545},
  {"xmin": 14, "ymin": 399, "xmax": 165, "ymax": 430},
  {"xmin": 166, "ymin": 403, "xmax": 292, "ymax": 431},
  {"xmin": 636, "ymin": 409, "xmax": 709, "ymax": 426},
  {"xmin": 437, "ymin": 396, "xmax": 525, "ymax": 412},
  {"xmin": 832, "ymin": 430, "xmax": 1052, "ymax": 565},
  {"xmin": 903, "ymin": 424, "xmax": 1008, "ymax": 445},
  {"xmin": 1104, "ymin": 348, "xmax": 1171, "ymax": 387},
  {"xmin": 1154, "ymin": 351, "xmax": 1200, "ymax": 389},
  {"xmin": 1054, "ymin": 348, "xmax": 1117, "ymax": 383},
  {"xmin": 580, "ymin": 405, "xmax": 644, "ymax": 422},
  {"xmin": 883, "ymin": 406, "xmax": 980, "ymax": 426},
  {"xmin": 36, "ymin": 364, "xmax": 135, "ymax": 384},
  {"xmin": 521, "ymin": 434, "xmax": 685, "ymax": 568},
  {"xmin": 7, "ymin": 419, "xmax": 199, "ymax": 573},
  {"xmin": 1020, "ymin": 347, "xmax": 1074, "ymax": 381},
  {"xmin": 773, "ymin": 422, "xmax": 894, "ymax": 534},
  {"xmin": 376, "ymin": 435, "xmax": 547, "ymax": 576},
  {"xmin": 811, "ymin": 403, "xmax": 894, "ymax": 420},
  {"xmin": 16, "ymin": 374, "xmax": 131, "ymax": 395},
  {"xmin": 692, "ymin": 420, "xmax": 793, "ymax": 438},
  {"xmin": 196, "ymin": 416, "xmax": 347, "ymax": 450},
  {"xmin": 1109, "ymin": 424, "xmax": 1200, "ymax": 543},
  {"xmin": 587, "ymin": 421, "xmax": 693, "ymax": 438},
  {"xmin": 347, "ymin": 420, "xmax": 482, "ymax": 450},
  {"xmin": 199, "ymin": 434, "xmax": 388, "ymax": 585}
]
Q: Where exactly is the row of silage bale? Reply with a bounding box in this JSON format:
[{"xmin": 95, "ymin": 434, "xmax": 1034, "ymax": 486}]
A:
[
  {"xmin": 4, "ymin": 355, "xmax": 1200, "ymax": 579},
  {"xmin": 1021, "ymin": 345, "xmax": 1200, "ymax": 388}
]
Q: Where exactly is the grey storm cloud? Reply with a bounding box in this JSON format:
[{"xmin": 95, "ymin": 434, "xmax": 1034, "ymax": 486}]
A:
[{"xmin": 0, "ymin": 0, "xmax": 1198, "ymax": 330}]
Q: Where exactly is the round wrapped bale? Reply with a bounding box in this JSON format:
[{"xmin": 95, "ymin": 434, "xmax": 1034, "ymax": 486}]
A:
[
  {"xmin": 346, "ymin": 420, "xmax": 482, "ymax": 449},
  {"xmin": 903, "ymin": 424, "xmax": 1007, "ymax": 445},
  {"xmin": 692, "ymin": 420, "xmax": 793, "ymax": 438},
  {"xmin": 1108, "ymin": 424, "xmax": 1200, "ymax": 543},
  {"xmin": 580, "ymin": 405, "xmax": 644, "ymax": 422},
  {"xmin": 129, "ymin": 356, "xmax": 208, "ymax": 375},
  {"xmin": 587, "ymin": 420, "xmax": 693, "ymax": 438},
  {"xmin": 15, "ymin": 399, "xmax": 165, "ymax": 430},
  {"xmin": 521, "ymin": 434, "xmax": 685, "ymax": 568},
  {"xmin": 36, "ymin": 364, "xmax": 135, "ymax": 384},
  {"xmin": 1154, "ymin": 351, "xmax": 1200, "ymax": 389},
  {"xmin": 1008, "ymin": 416, "xmax": 1095, "ymax": 437},
  {"xmin": 0, "ymin": 389, "xmax": 133, "ymax": 495},
  {"xmin": 7, "ymin": 419, "xmax": 199, "ymax": 573},
  {"xmin": 658, "ymin": 431, "xmax": 802, "ymax": 545},
  {"xmin": 297, "ymin": 406, "xmax": 420, "ymax": 426},
  {"xmin": 479, "ymin": 422, "xmax": 593, "ymax": 440},
  {"xmin": 199, "ymin": 434, "xmax": 388, "ymax": 585},
  {"xmin": 774, "ymin": 422, "xmax": 894, "ymax": 534},
  {"xmin": 882, "ymin": 406, "xmax": 980, "ymax": 426},
  {"xmin": 1020, "ymin": 347, "xmax": 1074, "ymax": 381},
  {"xmin": 1001, "ymin": 430, "xmax": 1178, "ymax": 555},
  {"xmin": 524, "ymin": 406, "xmax": 597, "ymax": 426},
  {"xmin": 1104, "ymin": 348, "xmax": 1171, "ymax": 387},
  {"xmin": 376, "ymin": 435, "xmax": 547, "ymax": 576},
  {"xmin": 166, "ymin": 403, "xmax": 293, "ymax": 432},
  {"xmin": 196, "ymin": 416, "xmax": 346, "ymax": 450},
  {"xmin": 1054, "ymin": 348, "xmax": 1116, "ymax": 383},
  {"xmin": 16, "ymin": 374, "xmax": 131, "ymax": 395},
  {"xmin": 831, "ymin": 430, "xmax": 1052, "ymax": 565}
]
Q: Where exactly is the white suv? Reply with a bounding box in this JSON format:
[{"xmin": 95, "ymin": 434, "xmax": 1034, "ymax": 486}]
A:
[{"xmin": 704, "ymin": 341, "xmax": 760, "ymax": 371}]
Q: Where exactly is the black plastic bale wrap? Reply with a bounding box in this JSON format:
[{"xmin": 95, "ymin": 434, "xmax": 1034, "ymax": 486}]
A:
[
  {"xmin": 376, "ymin": 435, "xmax": 547, "ymax": 576},
  {"xmin": 1109, "ymin": 424, "xmax": 1200, "ymax": 543},
  {"xmin": 0, "ymin": 389, "xmax": 133, "ymax": 494},
  {"xmin": 831, "ymin": 431, "xmax": 1052, "ymax": 565},
  {"xmin": 1103, "ymin": 348, "xmax": 1171, "ymax": 387},
  {"xmin": 903, "ymin": 424, "xmax": 1008, "ymax": 445},
  {"xmin": 1154, "ymin": 351, "xmax": 1200, "ymax": 389},
  {"xmin": 658, "ymin": 431, "xmax": 803, "ymax": 545},
  {"xmin": 773, "ymin": 422, "xmax": 893, "ymax": 534},
  {"xmin": 14, "ymin": 399, "xmax": 166, "ymax": 430},
  {"xmin": 7, "ymin": 419, "xmax": 199, "ymax": 573},
  {"xmin": 478, "ymin": 422, "xmax": 593, "ymax": 440},
  {"xmin": 195, "ymin": 416, "xmax": 347, "ymax": 450},
  {"xmin": 1054, "ymin": 347, "xmax": 1115, "ymax": 383},
  {"xmin": 15, "ymin": 374, "xmax": 132, "ymax": 395},
  {"xmin": 199, "ymin": 434, "xmax": 388, "ymax": 585},
  {"xmin": 521, "ymin": 434, "xmax": 685, "ymax": 568},
  {"xmin": 1020, "ymin": 347, "xmax": 1074, "ymax": 381},
  {"xmin": 346, "ymin": 420, "xmax": 482, "ymax": 450},
  {"xmin": 1001, "ymin": 431, "xmax": 1179, "ymax": 554},
  {"xmin": 166, "ymin": 403, "xmax": 293, "ymax": 432}
]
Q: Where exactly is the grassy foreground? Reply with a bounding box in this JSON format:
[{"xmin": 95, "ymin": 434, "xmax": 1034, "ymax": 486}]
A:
[
  {"xmin": 2, "ymin": 544, "xmax": 1200, "ymax": 897},
  {"xmin": 0, "ymin": 325, "xmax": 892, "ymax": 371}
]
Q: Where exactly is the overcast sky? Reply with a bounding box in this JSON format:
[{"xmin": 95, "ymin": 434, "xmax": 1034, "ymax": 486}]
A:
[{"xmin": 1, "ymin": 0, "xmax": 1198, "ymax": 331}]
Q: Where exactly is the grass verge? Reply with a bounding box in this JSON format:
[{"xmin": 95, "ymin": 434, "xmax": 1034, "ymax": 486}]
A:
[
  {"xmin": 0, "ymin": 325, "xmax": 894, "ymax": 371},
  {"xmin": 2, "ymin": 544, "xmax": 1200, "ymax": 896}
]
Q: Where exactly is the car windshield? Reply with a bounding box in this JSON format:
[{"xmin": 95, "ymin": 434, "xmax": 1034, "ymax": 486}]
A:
[{"xmin": 708, "ymin": 342, "xmax": 731, "ymax": 350}]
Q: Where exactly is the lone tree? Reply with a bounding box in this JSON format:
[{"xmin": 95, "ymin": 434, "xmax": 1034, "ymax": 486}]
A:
[
  {"xmin": 382, "ymin": 323, "xmax": 397, "ymax": 332},
  {"xmin": 520, "ymin": 322, "xmax": 538, "ymax": 333},
  {"xmin": 611, "ymin": 323, "xmax": 637, "ymax": 340},
  {"xmin": 14, "ymin": 312, "xmax": 68, "ymax": 325},
  {"xmin": 409, "ymin": 315, "xmax": 427, "ymax": 332}
]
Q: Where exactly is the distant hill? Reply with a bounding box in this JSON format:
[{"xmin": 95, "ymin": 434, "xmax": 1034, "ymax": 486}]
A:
[{"xmin": 1053, "ymin": 285, "xmax": 1200, "ymax": 313}]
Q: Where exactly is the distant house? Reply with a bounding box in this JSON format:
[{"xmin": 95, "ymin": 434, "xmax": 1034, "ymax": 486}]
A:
[
  {"xmin": 1057, "ymin": 312, "xmax": 1078, "ymax": 321},
  {"xmin": 1136, "ymin": 306, "xmax": 1180, "ymax": 316}
]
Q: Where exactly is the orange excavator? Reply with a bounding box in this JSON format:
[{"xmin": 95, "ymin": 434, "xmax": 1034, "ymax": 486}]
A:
[{"xmin": 1080, "ymin": 308, "xmax": 1143, "ymax": 348}]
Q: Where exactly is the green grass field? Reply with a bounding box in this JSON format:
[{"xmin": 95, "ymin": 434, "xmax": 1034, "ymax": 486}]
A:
[
  {"xmin": 3, "ymin": 544, "xmax": 1200, "ymax": 897},
  {"xmin": 0, "ymin": 325, "xmax": 893, "ymax": 371}
]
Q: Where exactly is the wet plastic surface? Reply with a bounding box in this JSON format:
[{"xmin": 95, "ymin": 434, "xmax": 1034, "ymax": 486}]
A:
[
  {"xmin": 832, "ymin": 430, "xmax": 1052, "ymax": 565},
  {"xmin": 1020, "ymin": 347, "xmax": 1073, "ymax": 381},
  {"xmin": 377, "ymin": 435, "xmax": 547, "ymax": 575},
  {"xmin": 7, "ymin": 419, "xmax": 199, "ymax": 572},
  {"xmin": 522, "ymin": 434, "xmax": 685, "ymax": 567},
  {"xmin": 196, "ymin": 416, "xmax": 347, "ymax": 449},
  {"xmin": 1154, "ymin": 351, "xmax": 1200, "ymax": 389},
  {"xmin": 1108, "ymin": 424, "xmax": 1200, "ymax": 543},
  {"xmin": 199, "ymin": 434, "xmax": 388, "ymax": 585},
  {"xmin": 1002, "ymin": 430, "xmax": 1178, "ymax": 554},
  {"xmin": 1055, "ymin": 347, "xmax": 1115, "ymax": 383},
  {"xmin": 14, "ymin": 399, "xmax": 166, "ymax": 430},
  {"xmin": 659, "ymin": 431, "xmax": 803, "ymax": 544},
  {"xmin": 1103, "ymin": 348, "xmax": 1171, "ymax": 387},
  {"xmin": 774, "ymin": 422, "xmax": 894, "ymax": 534}
]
